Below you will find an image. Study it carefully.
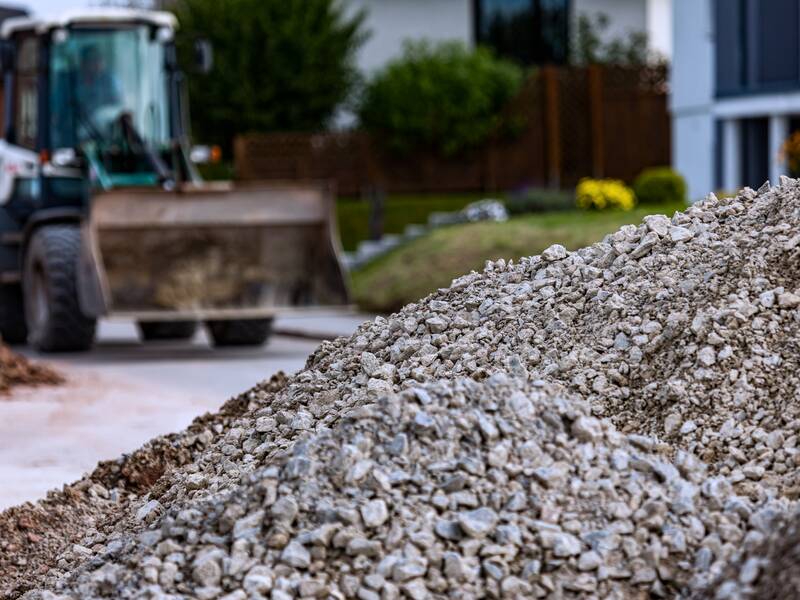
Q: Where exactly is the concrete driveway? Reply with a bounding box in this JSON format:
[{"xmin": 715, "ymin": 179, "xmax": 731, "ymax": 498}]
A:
[{"xmin": 0, "ymin": 311, "xmax": 371, "ymax": 509}]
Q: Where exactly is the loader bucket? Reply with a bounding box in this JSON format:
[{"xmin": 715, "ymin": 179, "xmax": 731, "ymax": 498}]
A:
[{"xmin": 81, "ymin": 182, "xmax": 350, "ymax": 320}]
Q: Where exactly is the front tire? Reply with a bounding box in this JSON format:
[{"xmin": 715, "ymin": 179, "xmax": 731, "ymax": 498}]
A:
[
  {"xmin": 137, "ymin": 321, "xmax": 198, "ymax": 341},
  {"xmin": 0, "ymin": 284, "xmax": 27, "ymax": 344},
  {"xmin": 23, "ymin": 225, "xmax": 96, "ymax": 352},
  {"xmin": 206, "ymin": 318, "xmax": 273, "ymax": 347}
]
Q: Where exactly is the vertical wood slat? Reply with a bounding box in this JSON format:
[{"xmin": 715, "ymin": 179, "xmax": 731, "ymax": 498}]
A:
[
  {"xmin": 542, "ymin": 65, "xmax": 562, "ymax": 189},
  {"xmin": 484, "ymin": 143, "xmax": 496, "ymax": 192},
  {"xmin": 233, "ymin": 135, "xmax": 249, "ymax": 180},
  {"xmin": 588, "ymin": 64, "xmax": 605, "ymax": 178}
]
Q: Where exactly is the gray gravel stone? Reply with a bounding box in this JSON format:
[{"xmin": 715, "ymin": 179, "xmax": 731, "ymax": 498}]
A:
[
  {"xmin": 669, "ymin": 225, "xmax": 694, "ymax": 242},
  {"xmin": 134, "ymin": 500, "xmax": 163, "ymax": 525},
  {"xmin": 457, "ymin": 507, "xmax": 498, "ymax": 538},
  {"xmin": 542, "ymin": 243, "xmax": 567, "ymax": 261},
  {"xmin": 280, "ymin": 542, "xmax": 310, "ymax": 569},
  {"xmin": 360, "ymin": 499, "xmax": 389, "ymax": 528}
]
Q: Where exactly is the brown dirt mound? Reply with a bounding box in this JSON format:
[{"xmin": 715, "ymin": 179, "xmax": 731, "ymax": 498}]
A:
[
  {"xmin": 0, "ymin": 344, "xmax": 62, "ymax": 394},
  {"xmin": 0, "ymin": 372, "xmax": 289, "ymax": 599}
]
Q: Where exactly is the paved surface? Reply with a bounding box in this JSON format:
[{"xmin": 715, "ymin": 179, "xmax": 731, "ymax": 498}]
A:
[
  {"xmin": 1, "ymin": 311, "xmax": 371, "ymax": 509},
  {"xmin": 273, "ymin": 312, "xmax": 372, "ymax": 341}
]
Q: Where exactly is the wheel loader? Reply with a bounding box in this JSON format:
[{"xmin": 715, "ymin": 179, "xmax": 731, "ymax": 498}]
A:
[{"xmin": 0, "ymin": 8, "xmax": 350, "ymax": 352}]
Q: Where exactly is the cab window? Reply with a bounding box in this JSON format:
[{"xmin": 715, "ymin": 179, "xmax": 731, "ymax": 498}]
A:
[{"xmin": 14, "ymin": 36, "xmax": 38, "ymax": 149}]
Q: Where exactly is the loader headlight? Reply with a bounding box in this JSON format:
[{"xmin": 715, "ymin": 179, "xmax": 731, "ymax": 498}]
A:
[
  {"xmin": 190, "ymin": 145, "xmax": 221, "ymax": 165},
  {"xmin": 52, "ymin": 148, "xmax": 77, "ymax": 167},
  {"xmin": 156, "ymin": 27, "xmax": 174, "ymax": 43},
  {"xmin": 52, "ymin": 28, "xmax": 68, "ymax": 45}
]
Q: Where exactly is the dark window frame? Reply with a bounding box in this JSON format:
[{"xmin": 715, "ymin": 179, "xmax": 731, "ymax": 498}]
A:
[
  {"xmin": 740, "ymin": 117, "xmax": 769, "ymax": 189},
  {"xmin": 715, "ymin": 0, "xmax": 800, "ymax": 98},
  {"xmin": 472, "ymin": 0, "xmax": 571, "ymax": 66}
]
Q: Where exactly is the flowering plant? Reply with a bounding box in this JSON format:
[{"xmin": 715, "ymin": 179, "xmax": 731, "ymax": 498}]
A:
[
  {"xmin": 576, "ymin": 178, "xmax": 636, "ymax": 211},
  {"xmin": 780, "ymin": 131, "xmax": 800, "ymax": 175}
]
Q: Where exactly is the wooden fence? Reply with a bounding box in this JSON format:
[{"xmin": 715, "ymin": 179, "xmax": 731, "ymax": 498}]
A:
[{"xmin": 234, "ymin": 64, "xmax": 670, "ymax": 195}]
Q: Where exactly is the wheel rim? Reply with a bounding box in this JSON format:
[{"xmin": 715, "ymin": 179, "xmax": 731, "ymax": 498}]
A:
[{"xmin": 29, "ymin": 266, "xmax": 50, "ymax": 335}]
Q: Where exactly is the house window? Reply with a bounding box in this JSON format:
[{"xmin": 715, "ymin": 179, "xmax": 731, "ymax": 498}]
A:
[
  {"xmin": 757, "ymin": 0, "xmax": 799, "ymax": 85},
  {"xmin": 715, "ymin": 0, "xmax": 800, "ymax": 96},
  {"xmin": 740, "ymin": 117, "xmax": 768, "ymax": 189},
  {"xmin": 474, "ymin": 0, "xmax": 570, "ymax": 65},
  {"xmin": 714, "ymin": 0, "xmax": 745, "ymax": 95}
]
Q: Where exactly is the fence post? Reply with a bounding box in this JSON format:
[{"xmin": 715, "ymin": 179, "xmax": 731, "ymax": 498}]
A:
[
  {"xmin": 363, "ymin": 134, "xmax": 384, "ymax": 195},
  {"xmin": 542, "ymin": 66, "xmax": 562, "ymax": 189},
  {"xmin": 233, "ymin": 135, "xmax": 247, "ymax": 180},
  {"xmin": 588, "ymin": 65, "xmax": 605, "ymax": 178},
  {"xmin": 366, "ymin": 185, "xmax": 385, "ymax": 241},
  {"xmin": 485, "ymin": 142, "xmax": 497, "ymax": 192}
]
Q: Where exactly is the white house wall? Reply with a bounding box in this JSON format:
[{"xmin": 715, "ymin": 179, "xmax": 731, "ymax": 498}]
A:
[
  {"xmin": 646, "ymin": 0, "xmax": 672, "ymax": 58},
  {"xmin": 670, "ymin": 0, "xmax": 712, "ymax": 115},
  {"xmin": 350, "ymin": 0, "xmax": 671, "ymax": 74},
  {"xmin": 674, "ymin": 112, "xmax": 715, "ymax": 201},
  {"xmin": 671, "ymin": 0, "xmax": 714, "ymax": 200},
  {"xmin": 346, "ymin": 0, "xmax": 473, "ymax": 74}
]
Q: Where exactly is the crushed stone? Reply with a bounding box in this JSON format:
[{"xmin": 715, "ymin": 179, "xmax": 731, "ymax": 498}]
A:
[
  {"xmin": 7, "ymin": 179, "xmax": 800, "ymax": 598},
  {"xmin": 695, "ymin": 505, "xmax": 800, "ymax": 599},
  {"xmin": 15, "ymin": 376, "xmax": 795, "ymax": 598}
]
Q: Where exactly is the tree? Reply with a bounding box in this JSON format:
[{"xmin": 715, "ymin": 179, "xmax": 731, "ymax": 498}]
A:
[
  {"xmin": 358, "ymin": 41, "xmax": 524, "ymax": 158},
  {"xmin": 572, "ymin": 12, "xmax": 654, "ymax": 66},
  {"xmin": 172, "ymin": 0, "xmax": 366, "ymax": 150}
]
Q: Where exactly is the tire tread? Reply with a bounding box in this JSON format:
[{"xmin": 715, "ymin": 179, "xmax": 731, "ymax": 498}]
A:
[{"xmin": 25, "ymin": 225, "xmax": 96, "ymax": 352}]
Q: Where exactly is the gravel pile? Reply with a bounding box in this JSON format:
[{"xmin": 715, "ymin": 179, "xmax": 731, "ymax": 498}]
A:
[
  {"xmin": 696, "ymin": 505, "xmax": 800, "ymax": 599},
  {"xmin": 7, "ymin": 178, "xmax": 800, "ymax": 598},
  {"xmin": 22, "ymin": 376, "xmax": 792, "ymax": 599}
]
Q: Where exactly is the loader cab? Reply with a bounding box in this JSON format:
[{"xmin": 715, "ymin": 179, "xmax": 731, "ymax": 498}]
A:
[{"xmin": 0, "ymin": 9, "xmax": 197, "ymax": 215}]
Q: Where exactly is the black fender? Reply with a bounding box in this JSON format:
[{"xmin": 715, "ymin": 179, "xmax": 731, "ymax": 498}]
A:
[
  {"xmin": 21, "ymin": 207, "xmax": 84, "ymax": 251},
  {"xmin": 0, "ymin": 207, "xmax": 23, "ymax": 280},
  {"xmin": 22, "ymin": 208, "xmax": 108, "ymax": 318}
]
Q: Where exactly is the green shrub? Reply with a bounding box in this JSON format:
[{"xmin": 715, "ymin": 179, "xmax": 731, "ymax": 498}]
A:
[
  {"xmin": 505, "ymin": 188, "xmax": 574, "ymax": 215},
  {"xmin": 632, "ymin": 167, "xmax": 687, "ymax": 205},
  {"xmin": 357, "ymin": 41, "xmax": 524, "ymax": 157}
]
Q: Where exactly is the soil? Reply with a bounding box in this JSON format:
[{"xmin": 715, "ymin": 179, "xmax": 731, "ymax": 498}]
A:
[
  {"xmin": 0, "ymin": 344, "xmax": 62, "ymax": 394},
  {"xmin": 0, "ymin": 372, "xmax": 288, "ymax": 599}
]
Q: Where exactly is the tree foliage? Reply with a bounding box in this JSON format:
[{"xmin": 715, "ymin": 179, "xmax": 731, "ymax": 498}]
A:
[
  {"xmin": 572, "ymin": 13, "xmax": 652, "ymax": 66},
  {"xmin": 357, "ymin": 41, "xmax": 524, "ymax": 158},
  {"xmin": 172, "ymin": 0, "xmax": 366, "ymax": 149}
]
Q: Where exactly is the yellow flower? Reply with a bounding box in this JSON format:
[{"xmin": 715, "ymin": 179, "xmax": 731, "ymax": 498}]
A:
[
  {"xmin": 780, "ymin": 132, "xmax": 800, "ymax": 173},
  {"xmin": 576, "ymin": 178, "xmax": 636, "ymax": 212}
]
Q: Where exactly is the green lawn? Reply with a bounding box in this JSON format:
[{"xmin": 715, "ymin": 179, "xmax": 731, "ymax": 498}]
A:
[
  {"xmin": 336, "ymin": 193, "xmax": 498, "ymax": 251},
  {"xmin": 351, "ymin": 200, "xmax": 687, "ymax": 313}
]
